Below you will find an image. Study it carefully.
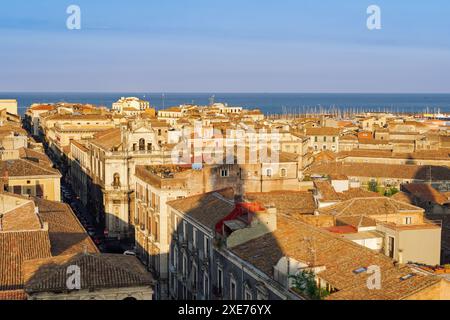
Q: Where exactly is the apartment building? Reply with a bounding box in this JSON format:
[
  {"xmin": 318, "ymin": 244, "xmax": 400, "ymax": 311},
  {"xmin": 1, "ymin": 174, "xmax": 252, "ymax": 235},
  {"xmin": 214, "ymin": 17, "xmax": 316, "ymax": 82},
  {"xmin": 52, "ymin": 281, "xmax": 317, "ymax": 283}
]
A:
[
  {"xmin": 133, "ymin": 154, "xmax": 309, "ymax": 298},
  {"xmin": 305, "ymin": 127, "xmax": 340, "ymax": 153},
  {"xmin": 0, "ymin": 99, "xmax": 18, "ymax": 115},
  {"xmin": 164, "ymin": 189, "xmax": 449, "ymax": 300},
  {"xmin": 0, "ymin": 159, "xmax": 62, "ymax": 201},
  {"xmin": 23, "ymin": 104, "xmax": 55, "ymax": 137},
  {"xmin": 318, "ymin": 196, "xmax": 442, "ymax": 266}
]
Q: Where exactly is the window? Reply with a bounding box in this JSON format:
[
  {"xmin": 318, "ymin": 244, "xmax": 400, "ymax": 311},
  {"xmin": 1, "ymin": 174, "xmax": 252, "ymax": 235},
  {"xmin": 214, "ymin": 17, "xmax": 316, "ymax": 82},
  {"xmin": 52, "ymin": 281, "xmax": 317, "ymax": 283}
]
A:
[
  {"xmin": 139, "ymin": 138, "xmax": 146, "ymax": 151},
  {"xmin": 173, "ymin": 215, "xmax": 179, "ymax": 232},
  {"xmin": 230, "ymin": 278, "xmax": 237, "ymax": 300},
  {"xmin": 266, "ymin": 169, "xmax": 272, "ymax": 177},
  {"xmin": 256, "ymin": 289, "xmax": 267, "ymax": 300},
  {"xmin": 182, "ymin": 285, "xmax": 188, "ymax": 299},
  {"xmin": 280, "ymin": 168, "xmax": 287, "ymax": 177},
  {"xmin": 192, "ymin": 228, "xmax": 198, "ymax": 248},
  {"xmin": 314, "ymin": 136, "xmax": 318, "ymax": 142},
  {"xmin": 405, "ymin": 217, "xmax": 412, "ymax": 225},
  {"xmin": 183, "ymin": 221, "xmax": 187, "ymax": 240},
  {"xmin": 388, "ymin": 236, "xmax": 395, "ymax": 259},
  {"xmin": 217, "ymin": 267, "xmax": 223, "ymax": 294},
  {"xmin": 203, "ymin": 272, "xmax": 210, "ymax": 300},
  {"xmin": 192, "ymin": 263, "xmax": 198, "ymax": 292},
  {"xmin": 203, "ymin": 236, "xmax": 210, "ymax": 258},
  {"xmin": 13, "ymin": 185, "xmax": 21, "ymax": 195},
  {"xmin": 154, "ymin": 219, "xmax": 159, "ymax": 242},
  {"xmin": 244, "ymin": 288, "xmax": 253, "ymax": 300},
  {"xmin": 182, "ymin": 253, "xmax": 188, "ymax": 277},
  {"xmin": 173, "ymin": 246, "xmax": 178, "ymax": 269},
  {"xmin": 220, "ymin": 169, "xmax": 229, "ymax": 177},
  {"xmin": 323, "ymin": 136, "xmax": 327, "ymax": 142}
]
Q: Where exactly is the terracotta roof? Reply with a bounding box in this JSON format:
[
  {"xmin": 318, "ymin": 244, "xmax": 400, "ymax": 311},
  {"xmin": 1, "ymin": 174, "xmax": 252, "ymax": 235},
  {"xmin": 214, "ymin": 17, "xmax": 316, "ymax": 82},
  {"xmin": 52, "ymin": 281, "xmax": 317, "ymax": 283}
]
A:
[
  {"xmin": 337, "ymin": 149, "xmax": 450, "ymax": 161},
  {"xmin": 70, "ymin": 140, "xmax": 89, "ymax": 152},
  {"xmin": 91, "ymin": 128, "xmax": 122, "ymax": 151},
  {"xmin": 0, "ymin": 125, "xmax": 28, "ymax": 136},
  {"xmin": 402, "ymin": 184, "xmax": 450, "ymax": 206},
  {"xmin": 0, "ymin": 290, "xmax": 27, "ymax": 300},
  {"xmin": 231, "ymin": 215, "xmax": 441, "ymax": 300},
  {"xmin": 391, "ymin": 191, "xmax": 414, "ymax": 204},
  {"xmin": 306, "ymin": 127, "xmax": 340, "ymax": 136},
  {"xmin": 0, "ymin": 230, "xmax": 52, "ymax": 291},
  {"xmin": 245, "ymin": 191, "xmax": 316, "ymax": 217},
  {"xmin": 2, "ymin": 200, "xmax": 42, "ymax": 231},
  {"xmin": 315, "ymin": 181, "xmax": 340, "ymax": 201},
  {"xmin": 45, "ymin": 114, "xmax": 112, "ymax": 121},
  {"xmin": 167, "ymin": 188, "xmax": 235, "ymax": 231},
  {"xmin": 33, "ymin": 197, "xmax": 98, "ymax": 256},
  {"xmin": 313, "ymin": 150, "xmax": 337, "ymax": 162},
  {"xmin": 18, "ymin": 148, "xmax": 53, "ymax": 167},
  {"xmin": 307, "ymin": 162, "xmax": 450, "ymax": 181},
  {"xmin": 0, "ymin": 194, "xmax": 98, "ymax": 298},
  {"xmin": 30, "ymin": 105, "xmax": 54, "ymax": 111},
  {"xmin": 338, "ymin": 188, "xmax": 381, "ymax": 201},
  {"xmin": 0, "ymin": 159, "xmax": 61, "ymax": 177},
  {"xmin": 318, "ymin": 197, "xmax": 423, "ymax": 217},
  {"xmin": 336, "ymin": 216, "xmax": 377, "ymax": 228},
  {"xmin": 23, "ymin": 253, "xmax": 153, "ymax": 294}
]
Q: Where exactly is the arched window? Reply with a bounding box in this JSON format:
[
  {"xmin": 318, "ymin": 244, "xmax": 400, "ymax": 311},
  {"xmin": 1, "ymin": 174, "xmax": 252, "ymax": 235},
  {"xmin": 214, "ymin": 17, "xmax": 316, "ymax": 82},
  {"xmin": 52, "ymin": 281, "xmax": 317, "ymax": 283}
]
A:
[
  {"xmin": 139, "ymin": 138, "xmax": 146, "ymax": 151},
  {"xmin": 123, "ymin": 297, "xmax": 137, "ymax": 301}
]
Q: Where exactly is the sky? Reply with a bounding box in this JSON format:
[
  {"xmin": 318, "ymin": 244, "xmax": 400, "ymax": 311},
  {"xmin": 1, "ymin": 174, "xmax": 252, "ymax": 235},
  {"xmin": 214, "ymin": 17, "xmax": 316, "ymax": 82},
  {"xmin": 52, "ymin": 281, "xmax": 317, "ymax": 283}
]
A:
[{"xmin": 0, "ymin": 0, "xmax": 450, "ymax": 93}]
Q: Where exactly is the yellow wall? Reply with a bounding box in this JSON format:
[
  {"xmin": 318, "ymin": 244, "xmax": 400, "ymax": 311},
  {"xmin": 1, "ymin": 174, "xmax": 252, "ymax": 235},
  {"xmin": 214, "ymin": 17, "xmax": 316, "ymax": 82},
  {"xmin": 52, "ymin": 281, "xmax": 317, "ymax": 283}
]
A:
[{"xmin": 7, "ymin": 177, "xmax": 61, "ymax": 202}]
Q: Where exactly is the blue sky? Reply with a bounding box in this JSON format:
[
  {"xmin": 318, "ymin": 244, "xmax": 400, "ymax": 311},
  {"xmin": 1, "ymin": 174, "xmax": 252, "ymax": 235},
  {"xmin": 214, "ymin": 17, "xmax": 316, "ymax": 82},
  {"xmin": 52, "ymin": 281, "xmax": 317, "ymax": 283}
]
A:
[{"xmin": 1, "ymin": 0, "xmax": 449, "ymax": 92}]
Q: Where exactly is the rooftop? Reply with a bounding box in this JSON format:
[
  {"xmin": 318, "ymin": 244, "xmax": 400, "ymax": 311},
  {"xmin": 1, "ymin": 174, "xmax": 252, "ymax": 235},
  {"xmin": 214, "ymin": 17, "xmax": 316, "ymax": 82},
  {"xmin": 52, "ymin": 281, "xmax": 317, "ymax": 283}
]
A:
[
  {"xmin": 23, "ymin": 253, "xmax": 153, "ymax": 294},
  {"xmin": 167, "ymin": 188, "xmax": 235, "ymax": 231},
  {"xmin": 318, "ymin": 197, "xmax": 423, "ymax": 217},
  {"xmin": 231, "ymin": 215, "xmax": 441, "ymax": 300},
  {"xmin": 244, "ymin": 191, "xmax": 316, "ymax": 217},
  {"xmin": 307, "ymin": 162, "xmax": 450, "ymax": 181}
]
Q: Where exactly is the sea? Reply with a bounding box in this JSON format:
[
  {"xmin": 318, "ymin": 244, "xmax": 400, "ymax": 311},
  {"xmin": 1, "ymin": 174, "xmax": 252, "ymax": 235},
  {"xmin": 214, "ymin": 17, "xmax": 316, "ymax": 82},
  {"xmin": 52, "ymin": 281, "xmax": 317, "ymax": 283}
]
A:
[{"xmin": 2, "ymin": 92, "xmax": 450, "ymax": 116}]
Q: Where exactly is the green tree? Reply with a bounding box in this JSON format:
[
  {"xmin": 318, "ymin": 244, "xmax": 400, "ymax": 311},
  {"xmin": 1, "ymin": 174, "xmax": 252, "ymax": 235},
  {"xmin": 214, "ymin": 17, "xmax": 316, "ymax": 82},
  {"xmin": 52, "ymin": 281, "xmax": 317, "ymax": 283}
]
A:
[{"xmin": 289, "ymin": 271, "xmax": 330, "ymax": 300}]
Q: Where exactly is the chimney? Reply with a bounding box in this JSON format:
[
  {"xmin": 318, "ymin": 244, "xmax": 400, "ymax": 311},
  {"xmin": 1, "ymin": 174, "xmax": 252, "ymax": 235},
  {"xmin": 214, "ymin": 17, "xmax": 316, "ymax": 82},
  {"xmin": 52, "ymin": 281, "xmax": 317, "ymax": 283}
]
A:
[{"xmin": 398, "ymin": 249, "xmax": 404, "ymax": 264}]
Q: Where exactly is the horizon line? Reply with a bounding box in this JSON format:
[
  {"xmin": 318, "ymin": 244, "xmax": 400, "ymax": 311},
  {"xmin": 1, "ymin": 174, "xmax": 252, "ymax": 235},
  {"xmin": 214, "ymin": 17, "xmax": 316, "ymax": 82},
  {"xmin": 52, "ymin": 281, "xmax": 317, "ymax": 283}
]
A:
[{"xmin": 2, "ymin": 91, "xmax": 450, "ymax": 95}]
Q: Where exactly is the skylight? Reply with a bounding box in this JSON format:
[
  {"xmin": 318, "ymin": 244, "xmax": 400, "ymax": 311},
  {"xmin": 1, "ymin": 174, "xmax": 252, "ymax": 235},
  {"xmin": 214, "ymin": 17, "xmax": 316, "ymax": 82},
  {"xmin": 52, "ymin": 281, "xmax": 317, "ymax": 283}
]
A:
[
  {"xmin": 400, "ymin": 274, "xmax": 416, "ymax": 281},
  {"xmin": 353, "ymin": 267, "xmax": 368, "ymax": 274}
]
